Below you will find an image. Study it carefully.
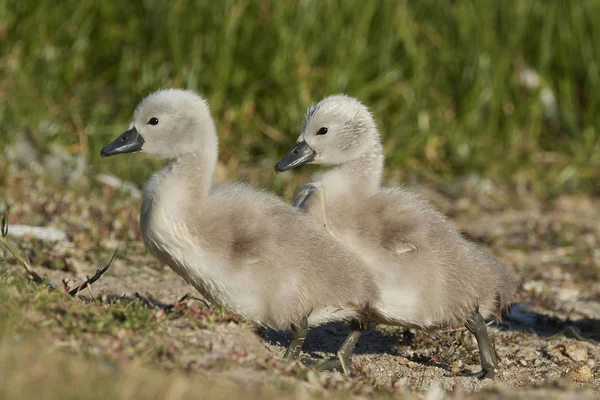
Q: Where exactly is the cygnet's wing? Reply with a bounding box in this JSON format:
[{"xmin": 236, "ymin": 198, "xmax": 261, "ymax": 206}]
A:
[
  {"xmin": 374, "ymin": 187, "xmax": 518, "ymax": 315},
  {"xmin": 342, "ymin": 187, "xmax": 440, "ymax": 256},
  {"xmin": 292, "ymin": 183, "xmax": 318, "ymax": 209},
  {"xmin": 201, "ymin": 182, "xmax": 379, "ymax": 314}
]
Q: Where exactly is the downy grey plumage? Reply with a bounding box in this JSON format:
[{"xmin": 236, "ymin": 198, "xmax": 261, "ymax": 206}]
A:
[
  {"xmin": 100, "ymin": 89, "xmax": 379, "ymax": 362},
  {"xmin": 275, "ymin": 94, "xmax": 517, "ymax": 378}
]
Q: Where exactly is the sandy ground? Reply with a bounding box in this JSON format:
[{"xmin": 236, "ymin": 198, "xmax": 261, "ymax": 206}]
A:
[{"xmin": 1, "ymin": 166, "xmax": 599, "ymax": 398}]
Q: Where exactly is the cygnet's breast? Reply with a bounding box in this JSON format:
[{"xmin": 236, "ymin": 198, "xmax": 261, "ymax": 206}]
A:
[
  {"xmin": 140, "ymin": 169, "xmax": 186, "ymax": 255},
  {"xmin": 300, "ymin": 178, "xmax": 355, "ymax": 235},
  {"xmin": 140, "ymin": 169, "xmax": 225, "ymax": 304},
  {"xmin": 139, "ymin": 170, "xmax": 273, "ymax": 325}
]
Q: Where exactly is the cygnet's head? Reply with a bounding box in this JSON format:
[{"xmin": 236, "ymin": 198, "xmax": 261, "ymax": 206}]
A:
[
  {"xmin": 275, "ymin": 94, "xmax": 379, "ymax": 173},
  {"xmin": 101, "ymin": 89, "xmax": 217, "ymax": 159}
]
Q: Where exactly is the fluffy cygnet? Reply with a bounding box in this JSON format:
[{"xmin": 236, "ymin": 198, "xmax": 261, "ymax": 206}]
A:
[
  {"xmin": 101, "ymin": 89, "xmax": 379, "ymax": 363},
  {"xmin": 275, "ymin": 94, "xmax": 517, "ymax": 378}
]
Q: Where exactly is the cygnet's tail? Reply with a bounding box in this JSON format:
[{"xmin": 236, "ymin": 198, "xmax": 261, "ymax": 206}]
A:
[{"xmin": 494, "ymin": 261, "xmax": 519, "ymax": 319}]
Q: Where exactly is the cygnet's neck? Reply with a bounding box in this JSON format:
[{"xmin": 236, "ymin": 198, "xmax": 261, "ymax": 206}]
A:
[
  {"xmin": 168, "ymin": 143, "xmax": 218, "ymax": 198},
  {"xmin": 140, "ymin": 129, "xmax": 218, "ymax": 238},
  {"xmin": 323, "ymin": 140, "xmax": 384, "ymax": 198}
]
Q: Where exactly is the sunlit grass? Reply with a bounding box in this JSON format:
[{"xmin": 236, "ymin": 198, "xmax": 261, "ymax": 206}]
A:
[
  {"xmin": 1, "ymin": 1, "xmax": 599, "ymax": 196},
  {"xmin": 0, "ymin": 275, "xmax": 397, "ymax": 400}
]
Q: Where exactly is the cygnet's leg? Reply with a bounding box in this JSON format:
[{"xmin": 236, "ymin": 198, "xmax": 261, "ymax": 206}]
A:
[
  {"xmin": 311, "ymin": 319, "xmax": 366, "ymax": 374},
  {"xmin": 462, "ymin": 312, "xmax": 499, "ymax": 379},
  {"xmin": 283, "ymin": 316, "xmax": 308, "ymax": 360}
]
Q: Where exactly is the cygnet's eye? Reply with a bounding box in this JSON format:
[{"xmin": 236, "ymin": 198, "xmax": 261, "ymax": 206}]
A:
[
  {"xmin": 148, "ymin": 117, "xmax": 159, "ymax": 126},
  {"xmin": 316, "ymin": 127, "xmax": 328, "ymax": 135}
]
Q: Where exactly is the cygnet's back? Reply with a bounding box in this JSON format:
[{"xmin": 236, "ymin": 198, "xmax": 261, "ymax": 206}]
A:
[{"xmin": 321, "ymin": 186, "xmax": 515, "ymax": 327}]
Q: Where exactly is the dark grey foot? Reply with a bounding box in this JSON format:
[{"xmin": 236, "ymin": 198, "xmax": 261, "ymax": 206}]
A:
[
  {"xmin": 302, "ymin": 320, "xmax": 365, "ymax": 375},
  {"xmin": 315, "ymin": 358, "xmax": 345, "ymax": 371},
  {"xmin": 457, "ymin": 368, "xmax": 495, "ymax": 380},
  {"xmin": 464, "ymin": 312, "xmax": 499, "ymax": 380},
  {"xmin": 300, "ymin": 356, "xmax": 343, "ymax": 371},
  {"xmin": 283, "ymin": 316, "xmax": 308, "ymax": 360}
]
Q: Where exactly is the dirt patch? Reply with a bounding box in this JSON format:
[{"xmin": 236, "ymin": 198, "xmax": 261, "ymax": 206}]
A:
[{"xmin": 1, "ymin": 168, "xmax": 599, "ymax": 398}]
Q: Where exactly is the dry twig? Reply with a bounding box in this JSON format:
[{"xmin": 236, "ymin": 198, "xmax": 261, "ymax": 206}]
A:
[
  {"xmin": 177, "ymin": 292, "xmax": 211, "ymax": 308},
  {"xmin": 68, "ymin": 250, "xmax": 116, "ymax": 297},
  {"xmin": 2, "ymin": 212, "xmax": 114, "ymax": 295}
]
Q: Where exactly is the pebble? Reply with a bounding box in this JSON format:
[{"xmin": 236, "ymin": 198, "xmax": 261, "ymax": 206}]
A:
[
  {"xmin": 7, "ymin": 224, "xmax": 67, "ymax": 242},
  {"xmin": 561, "ymin": 343, "xmax": 588, "ymax": 362},
  {"xmin": 569, "ymin": 364, "xmax": 593, "ymax": 383}
]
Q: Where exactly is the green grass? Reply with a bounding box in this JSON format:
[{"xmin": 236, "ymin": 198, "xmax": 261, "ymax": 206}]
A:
[
  {"xmin": 0, "ymin": 273, "xmax": 160, "ymax": 337},
  {"xmin": 0, "ymin": 274, "xmax": 401, "ymax": 400},
  {"xmin": 1, "ymin": 0, "xmax": 599, "ymax": 196}
]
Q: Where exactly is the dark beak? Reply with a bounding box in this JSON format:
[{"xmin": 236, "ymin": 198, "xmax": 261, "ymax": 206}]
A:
[
  {"xmin": 100, "ymin": 127, "xmax": 145, "ymax": 157},
  {"xmin": 274, "ymin": 141, "xmax": 316, "ymax": 173}
]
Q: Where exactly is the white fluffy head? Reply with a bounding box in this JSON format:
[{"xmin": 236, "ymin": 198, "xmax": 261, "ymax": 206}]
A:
[
  {"xmin": 132, "ymin": 89, "xmax": 217, "ymax": 159},
  {"xmin": 299, "ymin": 95, "xmax": 380, "ymax": 165}
]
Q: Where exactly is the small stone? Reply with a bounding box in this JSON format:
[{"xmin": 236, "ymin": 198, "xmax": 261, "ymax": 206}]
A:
[
  {"xmin": 557, "ymin": 287, "xmax": 580, "ymax": 302},
  {"xmin": 569, "ymin": 364, "xmax": 592, "ymax": 383},
  {"xmin": 562, "ymin": 343, "xmax": 588, "ymax": 362},
  {"xmin": 519, "ymin": 359, "xmax": 527, "ymax": 366},
  {"xmin": 517, "ymin": 346, "xmax": 538, "ymax": 361}
]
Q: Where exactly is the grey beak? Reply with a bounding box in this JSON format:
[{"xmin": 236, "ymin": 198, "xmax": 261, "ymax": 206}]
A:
[
  {"xmin": 274, "ymin": 141, "xmax": 316, "ymax": 173},
  {"xmin": 100, "ymin": 127, "xmax": 145, "ymax": 157}
]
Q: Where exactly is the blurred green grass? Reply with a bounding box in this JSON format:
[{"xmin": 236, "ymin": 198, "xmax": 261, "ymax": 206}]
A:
[
  {"xmin": 1, "ymin": 0, "xmax": 599, "ymax": 196},
  {"xmin": 0, "ymin": 278, "xmax": 293, "ymax": 400}
]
